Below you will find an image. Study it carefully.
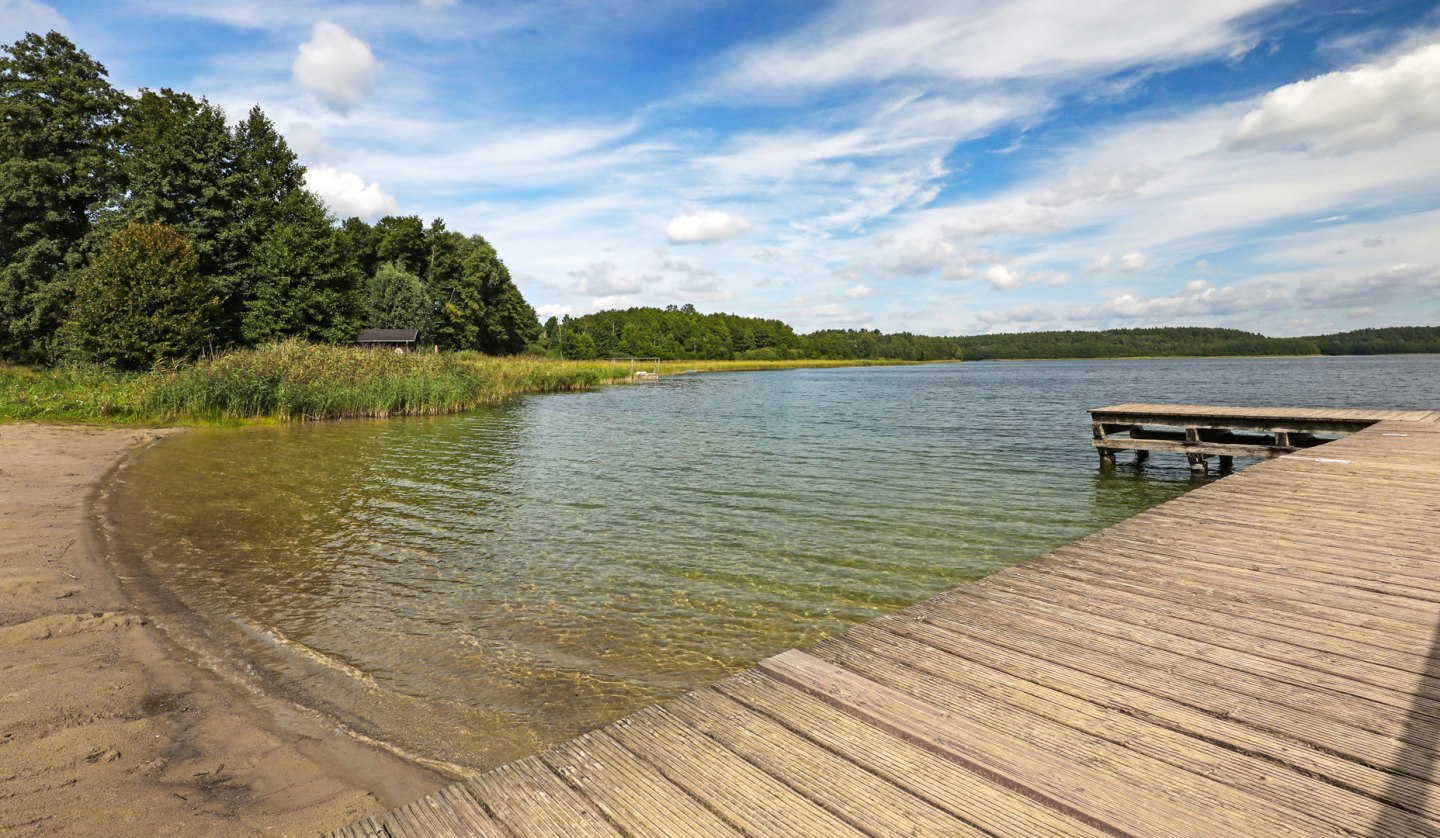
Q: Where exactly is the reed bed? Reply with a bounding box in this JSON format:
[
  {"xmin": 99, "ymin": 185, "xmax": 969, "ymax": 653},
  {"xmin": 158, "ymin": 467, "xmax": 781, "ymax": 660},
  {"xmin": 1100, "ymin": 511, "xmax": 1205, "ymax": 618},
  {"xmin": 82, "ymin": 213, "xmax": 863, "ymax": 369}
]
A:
[{"xmin": 0, "ymin": 342, "xmax": 922, "ymax": 426}]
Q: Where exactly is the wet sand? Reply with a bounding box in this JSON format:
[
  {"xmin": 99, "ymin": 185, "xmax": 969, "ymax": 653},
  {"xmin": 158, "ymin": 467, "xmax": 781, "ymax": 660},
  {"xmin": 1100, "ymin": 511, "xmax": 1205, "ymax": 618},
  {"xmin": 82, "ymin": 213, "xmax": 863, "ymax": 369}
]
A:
[{"xmin": 0, "ymin": 424, "xmax": 442, "ymax": 836}]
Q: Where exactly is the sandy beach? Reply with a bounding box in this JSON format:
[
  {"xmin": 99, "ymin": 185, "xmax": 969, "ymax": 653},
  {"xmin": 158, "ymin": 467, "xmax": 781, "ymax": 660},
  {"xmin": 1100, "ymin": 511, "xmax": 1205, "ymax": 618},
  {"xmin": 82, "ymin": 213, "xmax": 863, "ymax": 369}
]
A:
[{"xmin": 0, "ymin": 424, "xmax": 442, "ymax": 836}]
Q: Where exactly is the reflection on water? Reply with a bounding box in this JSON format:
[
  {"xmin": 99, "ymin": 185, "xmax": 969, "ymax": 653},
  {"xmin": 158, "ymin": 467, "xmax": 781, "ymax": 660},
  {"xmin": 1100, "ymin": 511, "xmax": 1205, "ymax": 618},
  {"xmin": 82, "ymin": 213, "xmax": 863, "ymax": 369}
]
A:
[{"xmin": 107, "ymin": 355, "xmax": 1440, "ymax": 770}]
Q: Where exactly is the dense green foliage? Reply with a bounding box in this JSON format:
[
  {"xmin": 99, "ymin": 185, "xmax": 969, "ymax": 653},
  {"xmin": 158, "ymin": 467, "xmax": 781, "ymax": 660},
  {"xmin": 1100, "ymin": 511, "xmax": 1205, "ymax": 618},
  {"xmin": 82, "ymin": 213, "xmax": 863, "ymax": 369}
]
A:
[
  {"xmin": 0, "ymin": 32, "xmax": 540, "ymax": 369},
  {"xmin": 535, "ymin": 305, "xmax": 803, "ymax": 360},
  {"xmin": 0, "ymin": 32, "xmax": 126, "ymax": 362},
  {"xmin": 63, "ymin": 222, "xmax": 219, "ymax": 369},
  {"xmin": 1309, "ymin": 326, "xmax": 1440, "ymax": 355}
]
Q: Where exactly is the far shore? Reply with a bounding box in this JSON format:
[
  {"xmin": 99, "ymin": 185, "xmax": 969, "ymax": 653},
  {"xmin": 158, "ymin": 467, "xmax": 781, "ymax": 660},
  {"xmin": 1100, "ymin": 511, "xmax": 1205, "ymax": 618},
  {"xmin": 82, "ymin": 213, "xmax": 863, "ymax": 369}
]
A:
[{"xmin": 0, "ymin": 424, "xmax": 443, "ymax": 836}]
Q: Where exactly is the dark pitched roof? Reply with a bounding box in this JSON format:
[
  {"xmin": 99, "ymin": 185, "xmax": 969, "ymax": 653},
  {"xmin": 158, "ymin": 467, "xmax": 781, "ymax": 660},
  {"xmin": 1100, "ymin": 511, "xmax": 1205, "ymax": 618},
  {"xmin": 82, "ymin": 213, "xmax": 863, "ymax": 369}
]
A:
[{"xmin": 358, "ymin": 329, "xmax": 419, "ymax": 343}]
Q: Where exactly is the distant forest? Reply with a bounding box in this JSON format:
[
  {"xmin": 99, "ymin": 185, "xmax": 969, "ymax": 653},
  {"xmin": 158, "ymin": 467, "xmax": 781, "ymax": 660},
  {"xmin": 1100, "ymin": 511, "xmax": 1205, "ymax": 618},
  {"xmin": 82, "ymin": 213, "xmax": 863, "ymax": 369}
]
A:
[
  {"xmin": 539, "ymin": 308, "xmax": 1440, "ymax": 362},
  {"xmin": 0, "ymin": 32, "xmax": 537, "ymax": 369}
]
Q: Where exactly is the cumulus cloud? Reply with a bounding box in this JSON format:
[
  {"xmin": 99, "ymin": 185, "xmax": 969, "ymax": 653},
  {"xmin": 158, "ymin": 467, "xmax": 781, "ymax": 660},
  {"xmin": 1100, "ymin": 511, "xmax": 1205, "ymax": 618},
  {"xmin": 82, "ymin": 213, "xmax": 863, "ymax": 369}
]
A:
[
  {"xmin": 0, "ymin": 1, "xmax": 66, "ymax": 42},
  {"xmin": 985, "ymin": 264, "xmax": 1069, "ymax": 290},
  {"xmin": 1231, "ymin": 42, "xmax": 1440, "ymax": 154},
  {"xmin": 535, "ymin": 304, "xmax": 573, "ymax": 320},
  {"xmin": 569, "ymin": 262, "xmax": 650, "ymax": 296},
  {"xmin": 304, "ymin": 165, "xmax": 398, "ymax": 220},
  {"xmin": 1029, "ymin": 166, "xmax": 1161, "ymax": 206},
  {"xmin": 984, "ymin": 265, "xmax": 1023, "ymax": 290},
  {"xmin": 665, "ymin": 210, "xmax": 751, "ymax": 244},
  {"xmin": 293, "ymin": 21, "xmax": 381, "ymax": 114},
  {"xmin": 845, "ymin": 283, "xmax": 872, "ymax": 299}
]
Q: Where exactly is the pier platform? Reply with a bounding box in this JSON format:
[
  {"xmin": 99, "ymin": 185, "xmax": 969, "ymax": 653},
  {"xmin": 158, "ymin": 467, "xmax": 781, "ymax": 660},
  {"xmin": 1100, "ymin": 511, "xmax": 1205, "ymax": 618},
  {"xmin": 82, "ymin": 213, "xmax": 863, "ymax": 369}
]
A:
[
  {"xmin": 334, "ymin": 408, "xmax": 1440, "ymax": 837},
  {"xmin": 1091, "ymin": 402, "xmax": 1438, "ymax": 473}
]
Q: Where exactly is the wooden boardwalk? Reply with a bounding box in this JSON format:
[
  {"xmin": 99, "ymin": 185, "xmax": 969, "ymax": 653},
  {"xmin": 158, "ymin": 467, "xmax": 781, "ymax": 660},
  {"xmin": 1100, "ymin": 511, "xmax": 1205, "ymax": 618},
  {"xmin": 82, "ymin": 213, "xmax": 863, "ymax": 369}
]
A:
[{"xmin": 334, "ymin": 410, "xmax": 1440, "ymax": 837}]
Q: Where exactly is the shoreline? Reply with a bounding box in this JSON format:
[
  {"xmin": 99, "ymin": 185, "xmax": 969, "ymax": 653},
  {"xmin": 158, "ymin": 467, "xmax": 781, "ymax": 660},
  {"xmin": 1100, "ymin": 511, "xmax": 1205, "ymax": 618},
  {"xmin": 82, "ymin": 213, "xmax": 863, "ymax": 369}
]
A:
[{"xmin": 0, "ymin": 424, "xmax": 441, "ymax": 836}]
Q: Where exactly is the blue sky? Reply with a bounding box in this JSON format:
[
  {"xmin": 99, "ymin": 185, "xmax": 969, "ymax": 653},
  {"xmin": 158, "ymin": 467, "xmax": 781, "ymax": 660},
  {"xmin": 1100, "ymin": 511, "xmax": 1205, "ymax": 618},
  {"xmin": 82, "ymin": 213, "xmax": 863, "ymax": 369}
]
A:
[{"xmin": 7, "ymin": 0, "xmax": 1440, "ymax": 335}]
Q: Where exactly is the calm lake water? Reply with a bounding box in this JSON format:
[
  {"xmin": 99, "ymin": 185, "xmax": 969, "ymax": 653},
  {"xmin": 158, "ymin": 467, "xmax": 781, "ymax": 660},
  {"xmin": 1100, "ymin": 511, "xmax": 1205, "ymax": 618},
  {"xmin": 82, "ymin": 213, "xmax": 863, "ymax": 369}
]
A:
[{"xmin": 108, "ymin": 355, "xmax": 1440, "ymax": 771}]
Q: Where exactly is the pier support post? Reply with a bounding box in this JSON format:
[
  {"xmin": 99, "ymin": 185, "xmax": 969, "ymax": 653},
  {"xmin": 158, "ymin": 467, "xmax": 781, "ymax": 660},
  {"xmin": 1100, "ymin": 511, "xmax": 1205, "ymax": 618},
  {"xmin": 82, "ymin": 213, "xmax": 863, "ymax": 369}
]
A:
[
  {"xmin": 1098, "ymin": 449, "xmax": 1116, "ymax": 470},
  {"xmin": 1187, "ymin": 453, "xmax": 1209, "ymax": 475},
  {"xmin": 1219, "ymin": 455, "xmax": 1234, "ymax": 474},
  {"xmin": 1135, "ymin": 449, "xmax": 1150, "ymax": 464}
]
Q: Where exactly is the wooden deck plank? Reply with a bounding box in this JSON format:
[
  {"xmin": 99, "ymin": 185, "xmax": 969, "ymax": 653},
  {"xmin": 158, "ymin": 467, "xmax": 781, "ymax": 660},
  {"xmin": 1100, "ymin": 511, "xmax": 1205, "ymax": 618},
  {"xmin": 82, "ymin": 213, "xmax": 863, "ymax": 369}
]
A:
[
  {"xmin": 336, "ymin": 410, "xmax": 1440, "ymax": 838},
  {"xmin": 716, "ymin": 670, "xmax": 1113, "ymax": 837},
  {"xmin": 758, "ymin": 649, "xmax": 1237, "ymax": 837},
  {"xmin": 666, "ymin": 688, "xmax": 990, "ymax": 837},
  {"xmin": 810, "ymin": 629, "xmax": 1440, "ymax": 835},
  {"xmin": 541, "ymin": 731, "xmax": 743, "ymax": 838},
  {"xmin": 607, "ymin": 705, "xmax": 869, "ymax": 838},
  {"xmin": 466, "ymin": 756, "xmax": 621, "ymax": 837}
]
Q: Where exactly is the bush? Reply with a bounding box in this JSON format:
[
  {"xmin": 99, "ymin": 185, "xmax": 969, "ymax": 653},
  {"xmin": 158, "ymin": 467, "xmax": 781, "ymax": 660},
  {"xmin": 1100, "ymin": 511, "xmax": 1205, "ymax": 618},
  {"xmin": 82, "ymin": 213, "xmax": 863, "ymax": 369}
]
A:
[{"xmin": 64, "ymin": 222, "xmax": 219, "ymax": 369}]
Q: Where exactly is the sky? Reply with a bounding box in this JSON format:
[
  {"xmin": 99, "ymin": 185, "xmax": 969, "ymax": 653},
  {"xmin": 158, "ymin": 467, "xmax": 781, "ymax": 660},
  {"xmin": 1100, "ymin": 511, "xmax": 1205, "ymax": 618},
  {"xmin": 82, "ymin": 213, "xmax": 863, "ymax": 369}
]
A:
[{"xmin": 7, "ymin": 0, "xmax": 1440, "ymax": 336}]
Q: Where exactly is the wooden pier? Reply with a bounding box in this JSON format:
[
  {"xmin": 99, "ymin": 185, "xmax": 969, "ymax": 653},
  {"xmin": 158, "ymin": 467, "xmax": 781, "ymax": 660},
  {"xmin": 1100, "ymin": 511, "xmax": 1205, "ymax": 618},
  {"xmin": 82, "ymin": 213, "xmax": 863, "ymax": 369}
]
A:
[
  {"xmin": 335, "ymin": 407, "xmax": 1440, "ymax": 837},
  {"xmin": 1091, "ymin": 403, "xmax": 1437, "ymax": 474}
]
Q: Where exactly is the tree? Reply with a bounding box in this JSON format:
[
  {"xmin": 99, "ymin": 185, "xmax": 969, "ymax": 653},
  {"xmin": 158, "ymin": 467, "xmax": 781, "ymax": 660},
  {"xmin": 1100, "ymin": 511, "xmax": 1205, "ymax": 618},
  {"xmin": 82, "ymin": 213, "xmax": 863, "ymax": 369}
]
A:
[
  {"xmin": 240, "ymin": 191, "xmax": 362, "ymax": 345},
  {"xmin": 374, "ymin": 215, "xmax": 427, "ymax": 277},
  {"xmin": 64, "ymin": 222, "xmax": 218, "ymax": 369},
  {"xmin": 482, "ymin": 280, "xmax": 540, "ymax": 354},
  {"xmin": 426, "ymin": 233, "xmax": 538, "ymax": 353},
  {"xmin": 0, "ymin": 32, "xmax": 126, "ymax": 362},
  {"xmin": 111, "ymin": 88, "xmax": 234, "ymax": 277},
  {"xmin": 367, "ymin": 262, "xmax": 430, "ymax": 333}
]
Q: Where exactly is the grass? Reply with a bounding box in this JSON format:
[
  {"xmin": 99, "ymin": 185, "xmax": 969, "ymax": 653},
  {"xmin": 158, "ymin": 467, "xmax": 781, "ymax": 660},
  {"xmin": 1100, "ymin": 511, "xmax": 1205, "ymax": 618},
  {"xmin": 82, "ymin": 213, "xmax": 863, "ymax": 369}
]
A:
[{"xmin": 0, "ymin": 342, "xmax": 920, "ymax": 426}]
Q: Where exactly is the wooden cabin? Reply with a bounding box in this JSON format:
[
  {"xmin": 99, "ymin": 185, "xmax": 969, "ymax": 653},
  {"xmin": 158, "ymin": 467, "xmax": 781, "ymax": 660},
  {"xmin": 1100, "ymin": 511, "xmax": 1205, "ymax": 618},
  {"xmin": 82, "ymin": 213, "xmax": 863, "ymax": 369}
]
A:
[{"xmin": 357, "ymin": 328, "xmax": 419, "ymax": 353}]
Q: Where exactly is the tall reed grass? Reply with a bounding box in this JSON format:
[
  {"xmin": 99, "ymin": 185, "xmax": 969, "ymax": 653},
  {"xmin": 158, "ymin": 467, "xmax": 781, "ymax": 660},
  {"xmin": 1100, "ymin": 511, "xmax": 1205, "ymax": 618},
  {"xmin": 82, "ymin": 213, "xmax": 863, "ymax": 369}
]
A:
[{"xmin": 0, "ymin": 341, "xmax": 924, "ymax": 425}]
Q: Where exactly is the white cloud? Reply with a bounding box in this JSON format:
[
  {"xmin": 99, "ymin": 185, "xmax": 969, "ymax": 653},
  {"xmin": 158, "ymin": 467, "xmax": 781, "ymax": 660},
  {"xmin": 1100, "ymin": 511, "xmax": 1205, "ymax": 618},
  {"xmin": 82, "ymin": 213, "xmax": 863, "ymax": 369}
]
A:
[
  {"xmin": 0, "ymin": 1, "xmax": 66, "ymax": 42},
  {"xmin": 304, "ymin": 165, "xmax": 399, "ymax": 220},
  {"xmin": 536, "ymin": 304, "xmax": 573, "ymax": 320},
  {"xmin": 975, "ymin": 305, "xmax": 1057, "ymax": 327},
  {"xmin": 726, "ymin": 0, "xmax": 1282, "ymax": 91},
  {"xmin": 844, "ymin": 283, "xmax": 872, "ymax": 299},
  {"xmin": 942, "ymin": 206, "xmax": 1067, "ymax": 240},
  {"xmin": 420, "ymin": 0, "xmax": 456, "ymax": 7},
  {"xmin": 984, "ymin": 264, "xmax": 1023, "ymax": 290},
  {"xmin": 984, "ymin": 264, "xmax": 1069, "ymax": 290},
  {"xmin": 666, "ymin": 210, "xmax": 751, "ymax": 244},
  {"xmin": 292, "ymin": 21, "xmax": 381, "ymax": 114},
  {"xmin": 1029, "ymin": 166, "xmax": 1161, "ymax": 206},
  {"xmin": 1070, "ymin": 264, "xmax": 1440, "ymax": 324},
  {"xmin": 804, "ymin": 303, "xmax": 872, "ymax": 328},
  {"xmin": 569, "ymin": 262, "xmax": 649, "ymax": 296},
  {"xmin": 1231, "ymin": 42, "xmax": 1440, "ymax": 154},
  {"xmin": 1106, "ymin": 252, "xmax": 1151, "ymax": 272}
]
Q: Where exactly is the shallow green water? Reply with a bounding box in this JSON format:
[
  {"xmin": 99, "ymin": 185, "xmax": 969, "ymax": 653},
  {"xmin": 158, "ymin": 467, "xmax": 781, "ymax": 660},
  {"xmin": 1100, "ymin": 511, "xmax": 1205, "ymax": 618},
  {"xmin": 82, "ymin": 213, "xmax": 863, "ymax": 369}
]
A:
[{"xmin": 107, "ymin": 355, "xmax": 1440, "ymax": 769}]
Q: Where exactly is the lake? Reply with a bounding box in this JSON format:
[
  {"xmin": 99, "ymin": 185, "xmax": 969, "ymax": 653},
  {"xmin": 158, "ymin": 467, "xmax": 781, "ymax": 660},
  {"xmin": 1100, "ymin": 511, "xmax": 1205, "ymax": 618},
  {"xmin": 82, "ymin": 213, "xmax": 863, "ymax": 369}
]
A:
[{"xmin": 105, "ymin": 355, "xmax": 1440, "ymax": 771}]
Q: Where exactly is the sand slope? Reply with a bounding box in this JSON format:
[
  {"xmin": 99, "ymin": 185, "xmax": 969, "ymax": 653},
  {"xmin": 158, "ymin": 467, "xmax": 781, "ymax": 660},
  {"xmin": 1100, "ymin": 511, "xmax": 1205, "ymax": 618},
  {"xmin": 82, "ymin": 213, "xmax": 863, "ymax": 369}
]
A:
[{"xmin": 0, "ymin": 425, "xmax": 440, "ymax": 836}]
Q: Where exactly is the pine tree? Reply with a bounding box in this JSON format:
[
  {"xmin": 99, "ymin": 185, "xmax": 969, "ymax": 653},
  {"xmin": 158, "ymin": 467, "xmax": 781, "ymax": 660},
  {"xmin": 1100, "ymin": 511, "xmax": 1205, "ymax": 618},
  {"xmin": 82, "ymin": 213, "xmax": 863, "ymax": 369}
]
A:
[{"xmin": 0, "ymin": 32, "xmax": 126, "ymax": 362}]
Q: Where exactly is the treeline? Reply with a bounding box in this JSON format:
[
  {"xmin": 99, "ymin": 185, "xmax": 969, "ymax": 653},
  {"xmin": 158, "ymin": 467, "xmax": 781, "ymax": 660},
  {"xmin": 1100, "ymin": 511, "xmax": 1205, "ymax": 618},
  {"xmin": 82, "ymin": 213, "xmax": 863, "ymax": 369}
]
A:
[
  {"xmin": 953, "ymin": 328, "xmax": 1320, "ymax": 360},
  {"xmin": 538, "ymin": 309, "xmax": 1440, "ymax": 363},
  {"xmin": 0, "ymin": 32, "xmax": 537, "ymax": 369},
  {"xmin": 537, "ymin": 305, "xmax": 805, "ymax": 360},
  {"xmin": 1309, "ymin": 327, "xmax": 1440, "ymax": 355},
  {"xmin": 535, "ymin": 307, "xmax": 962, "ymax": 361}
]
